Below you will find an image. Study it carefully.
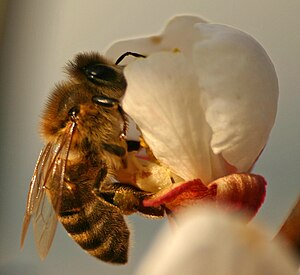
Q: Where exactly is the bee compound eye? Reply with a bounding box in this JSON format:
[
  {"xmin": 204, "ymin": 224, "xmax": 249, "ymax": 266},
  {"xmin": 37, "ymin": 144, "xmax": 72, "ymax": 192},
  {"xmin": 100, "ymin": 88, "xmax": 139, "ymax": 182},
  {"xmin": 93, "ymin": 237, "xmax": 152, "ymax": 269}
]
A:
[
  {"xmin": 82, "ymin": 64, "xmax": 117, "ymax": 84},
  {"xmin": 92, "ymin": 96, "xmax": 119, "ymax": 108}
]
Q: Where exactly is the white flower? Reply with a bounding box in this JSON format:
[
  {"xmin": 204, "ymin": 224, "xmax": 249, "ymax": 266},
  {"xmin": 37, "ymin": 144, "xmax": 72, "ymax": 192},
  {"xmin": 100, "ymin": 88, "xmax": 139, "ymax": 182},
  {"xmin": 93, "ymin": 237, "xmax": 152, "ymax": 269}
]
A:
[
  {"xmin": 106, "ymin": 15, "xmax": 278, "ymax": 185},
  {"xmin": 135, "ymin": 207, "xmax": 298, "ymax": 275}
]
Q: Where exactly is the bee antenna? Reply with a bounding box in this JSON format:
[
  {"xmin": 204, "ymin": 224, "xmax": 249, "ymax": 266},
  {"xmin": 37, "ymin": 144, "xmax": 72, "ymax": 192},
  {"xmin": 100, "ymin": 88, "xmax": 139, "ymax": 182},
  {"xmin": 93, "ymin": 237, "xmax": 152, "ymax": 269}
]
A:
[{"xmin": 115, "ymin": 52, "xmax": 146, "ymax": 65}]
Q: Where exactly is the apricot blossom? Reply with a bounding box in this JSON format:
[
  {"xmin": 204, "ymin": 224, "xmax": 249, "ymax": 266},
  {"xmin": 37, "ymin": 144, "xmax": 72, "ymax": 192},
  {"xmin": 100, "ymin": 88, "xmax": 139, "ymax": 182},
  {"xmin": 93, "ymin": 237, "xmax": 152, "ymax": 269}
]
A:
[{"xmin": 107, "ymin": 15, "xmax": 278, "ymax": 218}]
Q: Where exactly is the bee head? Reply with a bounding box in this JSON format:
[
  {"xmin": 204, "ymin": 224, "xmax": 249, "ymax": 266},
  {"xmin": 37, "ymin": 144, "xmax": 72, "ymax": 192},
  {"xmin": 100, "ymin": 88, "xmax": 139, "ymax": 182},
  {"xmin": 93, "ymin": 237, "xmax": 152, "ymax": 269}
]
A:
[{"xmin": 65, "ymin": 52, "xmax": 127, "ymax": 99}]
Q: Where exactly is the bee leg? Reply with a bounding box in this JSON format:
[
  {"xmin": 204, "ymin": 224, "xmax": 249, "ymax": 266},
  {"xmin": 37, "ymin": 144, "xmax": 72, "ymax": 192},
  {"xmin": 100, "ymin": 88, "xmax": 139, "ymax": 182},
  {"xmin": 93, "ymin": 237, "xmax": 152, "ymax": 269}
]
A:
[
  {"xmin": 111, "ymin": 183, "xmax": 165, "ymax": 217},
  {"xmin": 92, "ymin": 166, "xmax": 121, "ymax": 205},
  {"xmin": 93, "ymin": 166, "xmax": 164, "ymax": 217},
  {"xmin": 92, "ymin": 166, "xmax": 136, "ymax": 209},
  {"xmin": 111, "ymin": 185, "xmax": 143, "ymax": 215},
  {"xmin": 92, "ymin": 165, "xmax": 108, "ymax": 192}
]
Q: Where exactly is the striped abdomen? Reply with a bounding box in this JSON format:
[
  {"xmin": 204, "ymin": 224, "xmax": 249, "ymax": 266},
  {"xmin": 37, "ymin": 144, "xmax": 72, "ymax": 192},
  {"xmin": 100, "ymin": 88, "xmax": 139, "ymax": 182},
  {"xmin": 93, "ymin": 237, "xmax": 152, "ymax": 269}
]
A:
[{"xmin": 58, "ymin": 181, "xmax": 130, "ymax": 264}]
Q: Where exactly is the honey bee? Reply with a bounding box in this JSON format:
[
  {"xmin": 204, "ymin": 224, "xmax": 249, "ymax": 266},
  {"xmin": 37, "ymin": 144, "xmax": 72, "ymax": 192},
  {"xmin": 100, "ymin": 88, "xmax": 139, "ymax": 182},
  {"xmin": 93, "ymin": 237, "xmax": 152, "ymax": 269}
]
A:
[{"xmin": 21, "ymin": 52, "xmax": 164, "ymax": 264}]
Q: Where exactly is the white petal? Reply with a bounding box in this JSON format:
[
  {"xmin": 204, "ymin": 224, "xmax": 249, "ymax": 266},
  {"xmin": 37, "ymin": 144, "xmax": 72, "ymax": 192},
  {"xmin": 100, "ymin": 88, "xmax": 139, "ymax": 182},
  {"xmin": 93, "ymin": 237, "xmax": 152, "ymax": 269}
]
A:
[
  {"xmin": 136, "ymin": 207, "xmax": 298, "ymax": 275},
  {"xmin": 193, "ymin": 23, "xmax": 279, "ymax": 171},
  {"xmin": 123, "ymin": 52, "xmax": 215, "ymax": 183},
  {"xmin": 105, "ymin": 15, "xmax": 206, "ymax": 64}
]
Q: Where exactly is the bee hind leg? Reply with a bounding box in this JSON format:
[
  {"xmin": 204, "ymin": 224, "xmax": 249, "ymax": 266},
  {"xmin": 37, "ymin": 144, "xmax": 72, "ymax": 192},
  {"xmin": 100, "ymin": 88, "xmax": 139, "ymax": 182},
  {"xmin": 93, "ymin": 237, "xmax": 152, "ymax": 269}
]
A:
[
  {"xmin": 93, "ymin": 166, "xmax": 164, "ymax": 217},
  {"xmin": 111, "ymin": 184, "xmax": 165, "ymax": 217}
]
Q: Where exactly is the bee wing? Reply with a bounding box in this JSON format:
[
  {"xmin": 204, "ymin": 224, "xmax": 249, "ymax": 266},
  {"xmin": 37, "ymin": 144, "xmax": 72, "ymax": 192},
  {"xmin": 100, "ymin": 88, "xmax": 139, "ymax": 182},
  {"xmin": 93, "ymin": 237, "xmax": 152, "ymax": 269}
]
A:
[
  {"xmin": 20, "ymin": 143, "xmax": 52, "ymax": 248},
  {"xmin": 21, "ymin": 123, "xmax": 75, "ymax": 259}
]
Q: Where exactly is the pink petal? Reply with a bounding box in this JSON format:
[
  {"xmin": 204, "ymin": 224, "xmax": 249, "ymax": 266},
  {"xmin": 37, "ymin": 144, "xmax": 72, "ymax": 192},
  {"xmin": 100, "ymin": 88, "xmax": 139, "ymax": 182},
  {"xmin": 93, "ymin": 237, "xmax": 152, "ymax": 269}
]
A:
[
  {"xmin": 143, "ymin": 179, "xmax": 216, "ymax": 209},
  {"xmin": 209, "ymin": 173, "xmax": 267, "ymax": 219},
  {"xmin": 143, "ymin": 173, "xmax": 266, "ymax": 220}
]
